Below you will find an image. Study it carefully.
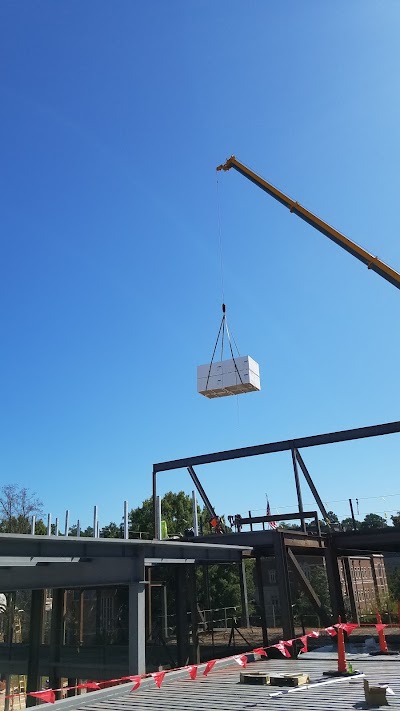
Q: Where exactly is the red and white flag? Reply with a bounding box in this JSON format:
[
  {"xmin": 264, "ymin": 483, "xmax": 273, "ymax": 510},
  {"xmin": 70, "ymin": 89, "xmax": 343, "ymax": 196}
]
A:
[{"xmin": 266, "ymin": 498, "xmax": 277, "ymax": 530}]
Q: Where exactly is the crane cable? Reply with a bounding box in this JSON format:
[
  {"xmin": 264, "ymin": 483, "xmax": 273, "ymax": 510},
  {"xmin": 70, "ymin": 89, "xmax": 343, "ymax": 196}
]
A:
[{"xmin": 204, "ymin": 176, "xmax": 244, "ymax": 393}]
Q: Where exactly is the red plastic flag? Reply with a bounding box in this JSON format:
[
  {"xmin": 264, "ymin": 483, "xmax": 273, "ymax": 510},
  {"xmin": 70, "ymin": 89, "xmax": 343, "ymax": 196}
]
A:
[
  {"xmin": 234, "ymin": 654, "xmax": 248, "ymax": 667},
  {"xmin": 152, "ymin": 672, "xmax": 166, "ymax": 689},
  {"xmin": 83, "ymin": 683, "xmax": 100, "ymax": 690},
  {"xmin": 307, "ymin": 630, "xmax": 320, "ymax": 638},
  {"xmin": 325, "ymin": 626, "xmax": 337, "ymax": 637},
  {"xmin": 187, "ymin": 665, "xmax": 198, "ymax": 680},
  {"xmin": 282, "ymin": 639, "xmax": 294, "ymax": 647},
  {"xmin": 274, "ymin": 642, "xmax": 291, "ymax": 658},
  {"xmin": 337, "ymin": 623, "xmax": 358, "ymax": 635},
  {"xmin": 29, "ymin": 691, "xmax": 56, "ymax": 704},
  {"xmin": 299, "ymin": 635, "xmax": 308, "ymax": 653},
  {"xmin": 203, "ymin": 659, "xmax": 217, "ymax": 676},
  {"xmin": 252, "ymin": 647, "xmax": 267, "ymax": 657},
  {"xmin": 129, "ymin": 676, "xmax": 141, "ymax": 692}
]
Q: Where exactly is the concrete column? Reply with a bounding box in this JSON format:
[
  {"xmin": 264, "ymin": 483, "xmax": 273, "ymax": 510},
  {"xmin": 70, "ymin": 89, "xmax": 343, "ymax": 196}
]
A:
[
  {"xmin": 26, "ymin": 589, "xmax": 45, "ymax": 707},
  {"xmin": 128, "ymin": 556, "xmax": 146, "ymax": 675},
  {"xmin": 273, "ymin": 534, "xmax": 295, "ymax": 641},
  {"xmin": 239, "ymin": 560, "xmax": 250, "ymax": 628},
  {"xmin": 49, "ymin": 589, "xmax": 65, "ymax": 697}
]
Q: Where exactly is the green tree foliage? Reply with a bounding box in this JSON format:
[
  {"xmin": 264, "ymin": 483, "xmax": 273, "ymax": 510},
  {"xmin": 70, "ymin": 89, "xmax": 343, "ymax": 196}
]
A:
[
  {"xmin": 0, "ymin": 484, "xmax": 43, "ymax": 533},
  {"xmin": 360, "ymin": 513, "xmax": 387, "ymax": 529},
  {"xmin": 387, "ymin": 567, "xmax": 400, "ymax": 601},
  {"xmin": 391, "ymin": 512, "xmax": 400, "ymax": 528},
  {"xmin": 101, "ymin": 522, "xmax": 122, "ymax": 538},
  {"xmin": 129, "ymin": 491, "xmax": 202, "ymax": 538},
  {"xmin": 341, "ymin": 517, "xmax": 361, "ymax": 531}
]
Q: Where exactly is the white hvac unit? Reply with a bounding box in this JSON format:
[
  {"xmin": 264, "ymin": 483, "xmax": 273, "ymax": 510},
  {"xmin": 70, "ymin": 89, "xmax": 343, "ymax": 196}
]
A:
[{"xmin": 197, "ymin": 356, "xmax": 261, "ymax": 398}]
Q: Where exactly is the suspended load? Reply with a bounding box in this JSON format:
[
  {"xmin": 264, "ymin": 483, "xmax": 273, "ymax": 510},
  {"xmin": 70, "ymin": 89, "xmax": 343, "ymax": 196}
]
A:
[
  {"xmin": 197, "ymin": 304, "xmax": 261, "ymax": 398},
  {"xmin": 197, "ymin": 356, "xmax": 260, "ymax": 398}
]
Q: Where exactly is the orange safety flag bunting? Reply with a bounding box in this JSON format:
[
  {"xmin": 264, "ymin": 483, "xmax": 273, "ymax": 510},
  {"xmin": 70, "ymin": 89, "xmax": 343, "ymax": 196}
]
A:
[
  {"xmin": 203, "ymin": 659, "xmax": 217, "ymax": 676},
  {"xmin": 187, "ymin": 665, "xmax": 198, "ymax": 680},
  {"xmin": 151, "ymin": 672, "xmax": 166, "ymax": 689},
  {"xmin": 28, "ymin": 690, "xmax": 56, "ymax": 704}
]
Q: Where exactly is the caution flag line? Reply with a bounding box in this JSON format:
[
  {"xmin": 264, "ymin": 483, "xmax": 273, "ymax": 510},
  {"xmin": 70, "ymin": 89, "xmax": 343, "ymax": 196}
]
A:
[{"xmin": 5, "ymin": 621, "xmax": 393, "ymax": 703}]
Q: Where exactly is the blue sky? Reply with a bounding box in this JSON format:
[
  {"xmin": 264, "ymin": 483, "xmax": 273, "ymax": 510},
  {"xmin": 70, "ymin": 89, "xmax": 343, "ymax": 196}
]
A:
[{"xmin": 1, "ymin": 1, "xmax": 400, "ymax": 531}]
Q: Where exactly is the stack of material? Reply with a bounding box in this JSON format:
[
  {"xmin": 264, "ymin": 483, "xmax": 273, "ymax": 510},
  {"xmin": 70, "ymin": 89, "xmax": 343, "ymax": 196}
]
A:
[{"xmin": 197, "ymin": 356, "xmax": 261, "ymax": 398}]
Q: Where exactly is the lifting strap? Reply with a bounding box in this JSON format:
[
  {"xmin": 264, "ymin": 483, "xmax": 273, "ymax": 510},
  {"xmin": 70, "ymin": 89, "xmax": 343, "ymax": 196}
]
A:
[{"xmin": 205, "ymin": 304, "xmax": 244, "ymax": 392}]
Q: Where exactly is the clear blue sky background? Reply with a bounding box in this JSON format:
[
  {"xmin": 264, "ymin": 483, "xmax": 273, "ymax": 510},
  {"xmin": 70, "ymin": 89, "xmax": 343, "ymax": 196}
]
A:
[{"xmin": 1, "ymin": 1, "xmax": 400, "ymax": 531}]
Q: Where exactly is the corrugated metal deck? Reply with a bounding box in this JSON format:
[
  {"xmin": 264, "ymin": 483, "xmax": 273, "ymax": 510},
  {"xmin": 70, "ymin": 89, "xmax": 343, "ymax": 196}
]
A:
[{"xmin": 50, "ymin": 653, "xmax": 400, "ymax": 711}]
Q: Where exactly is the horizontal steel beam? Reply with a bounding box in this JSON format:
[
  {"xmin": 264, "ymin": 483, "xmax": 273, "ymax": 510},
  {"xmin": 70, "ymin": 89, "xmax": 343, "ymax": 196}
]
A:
[
  {"xmin": 238, "ymin": 511, "xmax": 318, "ymax": 526},
  {"xmin": 153, "ymin": 420, "xmax": 400, "ymax": 472},
  {"xmin": 0, "ymin": 534, "xmax": 248, "ymax": 563}
]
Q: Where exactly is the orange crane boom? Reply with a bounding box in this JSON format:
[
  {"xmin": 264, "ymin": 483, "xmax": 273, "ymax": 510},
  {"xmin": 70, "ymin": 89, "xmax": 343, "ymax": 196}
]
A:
[{"xmin": 217, "ymin": 156, "xmax": 400, "ymax": 290}]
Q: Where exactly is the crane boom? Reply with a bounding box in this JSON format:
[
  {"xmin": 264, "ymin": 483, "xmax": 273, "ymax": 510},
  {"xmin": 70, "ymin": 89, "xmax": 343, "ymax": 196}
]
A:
[{"xmin": 217, "ymin": 156, "xmax": 400, "ymax": 290}]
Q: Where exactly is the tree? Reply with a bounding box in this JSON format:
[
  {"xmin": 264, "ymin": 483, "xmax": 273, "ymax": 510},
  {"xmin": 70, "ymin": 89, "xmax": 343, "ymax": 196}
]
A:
[
  {"xmin": 341, "ymin": 517, "xmax": 361, "ymax": 531},
  {"xmin": 391, "ymin": 512, "xmax": 400, "ymax": 528},
  {"xmin": 129, "ymin": 491, "xmax": 201, "ymax": 538},
  {"xmin": 360, "ymin": 513, "xmax": 387, "ymax": 530},
  {"xmin": 387, "ymin": 567, "xmax": 400, "ymax": 601},
  {"xmin": 0, "ymin": 484, "xmax": 43, "ymax": 533},
  {"xmin": 101, "ymin": 522, "xmax": 122, "ymax": 538}
]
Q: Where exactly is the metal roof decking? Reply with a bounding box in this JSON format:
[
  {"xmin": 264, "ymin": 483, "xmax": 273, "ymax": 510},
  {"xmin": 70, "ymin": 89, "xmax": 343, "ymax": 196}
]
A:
[{"xmin": 47, "ymin": 655, "xmax": 400, "ymax": 711}]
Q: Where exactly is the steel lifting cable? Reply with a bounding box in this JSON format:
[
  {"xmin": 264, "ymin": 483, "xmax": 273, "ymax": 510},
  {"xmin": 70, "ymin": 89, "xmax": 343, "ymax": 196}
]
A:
[{"xmin": 205, "ymin": 304, "xmax": 243, "ymax": 392}]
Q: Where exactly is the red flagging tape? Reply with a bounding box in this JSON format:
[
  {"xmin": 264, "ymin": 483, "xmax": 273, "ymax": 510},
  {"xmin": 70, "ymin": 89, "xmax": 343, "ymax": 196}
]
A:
[{"xmin": 9, "ymin": 621, "xmax": 363, "ymax": 702}]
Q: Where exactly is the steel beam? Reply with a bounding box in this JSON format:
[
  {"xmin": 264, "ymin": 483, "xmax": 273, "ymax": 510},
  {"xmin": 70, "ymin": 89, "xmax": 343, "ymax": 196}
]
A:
[
  {"xmin": 294, "ymin": 449, "xmax": 330, "ymax": 523},
  {"xmin": 287, "ymin": 548, "xmax": 330, "ymax": 626},
  {"xmin": 0, "ymin": 535, "xmax": 248, "ymax": 563},
  {"xmin": 153, "ymin": 421, "xmax": 400, "ymax": 472}
]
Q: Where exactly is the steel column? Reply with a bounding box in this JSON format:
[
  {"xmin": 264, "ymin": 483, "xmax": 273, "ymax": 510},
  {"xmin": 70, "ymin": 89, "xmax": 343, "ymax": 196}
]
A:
[
  {"xmin": 128, "ymin": 556, "xmax": 146, "ymax": 675},
  {"xmin": 188, "ymin": 566, "xmax": 200, "ymax": 664},
  {"xmin": 255, "ymin": 556, "xmax": 269, "ymax": 646},
  {"xmin": 49, "ymin": 588, "xmax": 65, "ymax": 697},
  {"xmin": 26, "ymin": 589, "xmax": 45, "ymax": 707},
  {"xmin": 175, "ymin": 565, "xmax": 189, "ymax": 667},
  {"xmin": 343, "ymin": 557, "xmax": 359, "ymax": 623},
  {"xmin": 324, "ymin": 544, "xmax": 346, "ymax": 622},
  {"xmin": 239, "ymin": 560, "xmax": 250, "ymax": 628},
  {"xmin": 292, "ymin": 448, "xmax": 306, "ymax": 533},
  {"xmin": 273, "ymin": 534, "xmax": 295, "ymax": 640}
]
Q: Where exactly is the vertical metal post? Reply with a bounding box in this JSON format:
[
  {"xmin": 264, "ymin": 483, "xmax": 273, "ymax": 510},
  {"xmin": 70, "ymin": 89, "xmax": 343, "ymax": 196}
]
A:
[
  {"xmin": 192, "ymin": 491, "xmax": 198, "ymax": 536},
  {"xmin": 77, "ymin": 520, "xmax": 81, "ymax": 537},
  {"xmin": 49, "ymin": 589, "xmax": 65, "ymax": 697},
  {"xmin": 146, "ymin": 567, "xmax": 152, "ymax": 640},
  {"xmin": 292, "ymin": 448, "xmax": 306, "ymax": 533},
  {"xmin": 64, "ymin": 511, "xmax": 70, "ymax": 537},
  {"xmin": 55, "ymin": 517, "xmax": 59, "ymax": 536},
  {"xmin": 93, "ymin": 506, "xmax": 98, "ymax": 538},
  {"xmin": 188, "ymin": 565, "xmax": 200, "ymax": 664},
  {"xmin": 47, "ymin": 514, "xmax": 52, "ymax": 536},
  {"xmin": 152, "ymin": 467, "xmax": 157, "ymax": 539},
  {"xmin": 239, "ymin": 560, "xmax": 250, "ymax": 628},
  {"xmin": 26, "ymin": 589, "xmax": 45, "ymax": 707},
  {"xmin": 325, "ymin": 544, "xmax": 346, "ymax": 622},
  {"xmin": 273, "ymin": 533, "xmax": 295, "ymax": 640},
  {"xmin": 162, "ymin": 584, "xmax": 168, "ymax": 640},
  {"xmin": 124, "ymin": 500, "xmax": 129, "ymax": 540},
  {"xmin": 349, "ymin": 499, "xmax": 357, "ymax": 530},
  {"xmin": 31, "ymin": 516, "xmax": 36, "ymax": 535},
  {"xmin": 343, "ymin": 557, "xmax": 359, "ymax": 623},
  {"xmin": 155, "ymin": 496, "xmax": 162, "ymax": 540},
  {"xmin": 175, "ymin": 565, "xmax": 189, "ymax": 667},
  {"xmin": 4, "ymin": 591, "xmax": 15, "ymax": 711},
  {"xmin": 128, "ymin": 555, "xmax": 146, "ymax": 675},
  {"xmin": 255, "ymin": 556, "xmax": 268, "ymax": 646}
]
